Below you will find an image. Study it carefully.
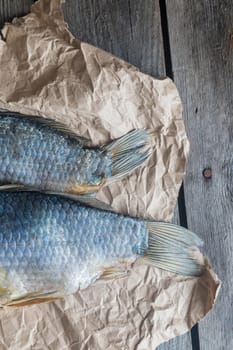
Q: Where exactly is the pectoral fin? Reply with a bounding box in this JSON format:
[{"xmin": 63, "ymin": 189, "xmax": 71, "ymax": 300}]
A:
[
  {"xmin": 0, "ymin": 184, "xmax": 26, "ymax": 191},
  {"xmin": 0, "ymin": 110, "xmax": 92, "ymax": 146},
  {"xmin": 3, "ymin": 290, "xmax": 61, "ymax": 308},
  {"xmin": 0, "ymin": 184, "xmax": 114, "ymax": 212},
  {"xmin": 0, "ymin": 182, "xmax": 101, "ymax": 195},
  {"xmin": 97, "ymin": 260, "xmax": 134, "ymax": 282},
  {"xmin": 65, "ymin": 181, "xmax": 105, "ymax": 195}
]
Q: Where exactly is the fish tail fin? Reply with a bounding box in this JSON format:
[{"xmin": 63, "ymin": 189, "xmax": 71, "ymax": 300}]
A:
[
  {"xmin": 142, "ymin": 221, "xmax": 204, "ymax": 276},
  {"xmin": 103, "ymin": 129, "xmax": 152, "ymax": 183}
]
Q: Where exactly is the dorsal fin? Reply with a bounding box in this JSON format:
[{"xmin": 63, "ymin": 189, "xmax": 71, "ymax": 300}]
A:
[
  {"xmin": 3, "ymin": 290, "xmax": 61, "ymax": 308},
  {"xmin": 0, "ymin": 109, "xmax": 91, "ymax": 146}
]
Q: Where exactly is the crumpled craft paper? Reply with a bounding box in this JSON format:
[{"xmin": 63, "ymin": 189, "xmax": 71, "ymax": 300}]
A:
[{"xmin": 0, "ymin": 0, "xmax": 220, "ymax": 349}]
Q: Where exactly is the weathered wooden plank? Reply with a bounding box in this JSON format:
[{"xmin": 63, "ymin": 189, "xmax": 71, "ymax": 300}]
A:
[
  {"xmin": 62, "ymin": 0, "xmax": 165, "ymax": 77},
  {"xmin": 166, "ymin": 1, "xmax": 233, "ymax": 349},
  {"xmin": 158, "ymin": 333, "xmax": 192, "ymax": 350},
  {"xmin": 0, "ymin": 0, "xmax": 34, "ymax": 29}
]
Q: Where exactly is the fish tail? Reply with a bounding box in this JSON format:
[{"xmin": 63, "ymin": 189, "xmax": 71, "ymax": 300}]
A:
[
  {"xmin": 103, "ymin": 129, "xmax": 151, "ymax": 183},
  {"xmin": 142, "ymin": 221, "xmax": 204, "ymax": 276}
]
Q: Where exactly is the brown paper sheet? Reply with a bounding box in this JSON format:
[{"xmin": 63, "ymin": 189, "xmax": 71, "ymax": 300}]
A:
[{"xmin": 0, "ymin": 1, "xmax": 220, "ymax": 349}]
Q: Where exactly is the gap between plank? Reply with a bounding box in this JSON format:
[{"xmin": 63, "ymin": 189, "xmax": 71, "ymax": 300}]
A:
[{"xmin": 159, "ymin": 1, "xmax": 200, "ymax": 349}]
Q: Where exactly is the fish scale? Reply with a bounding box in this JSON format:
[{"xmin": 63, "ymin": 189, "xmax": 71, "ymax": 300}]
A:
[
  {"xmin": 0, "ymin": 114, "xmax": 111, "ymax": 192},
  {"xmin": 0, "ymin": 192, "xmax": 147, "ymax": 298},
  {"xmin": 0, "ymin": 111, "xmax": 151, "ymax": 196}
]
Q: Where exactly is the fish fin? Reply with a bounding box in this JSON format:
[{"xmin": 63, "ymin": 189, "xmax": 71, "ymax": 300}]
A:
[
  {"xmin": 0, "ymin": 286, "xmax": 9, "ymax": 298},
  {"xmin": 46, "ymin": 191, "xmax": 115, "ymax": 211},
  {"xmin": 97, "ymin": 266, "xmax": 129, "ymax": 282},
  {"xmin": 141, "ymin": 221, "xmax": 204, "ymax": 276},
  {"xmin": 0, "ymin": 182, "xmax": 102, "ymax": 196},
  {"xmin": 31, "ymin": 117, "xmax": 91, "ymax": 145},
  {"xmin": 0, "ymin": 185, "xmax": 114, "ymax": 212},
  {"xmin": 75, "ymin": 196, "xmax": 114, "ymax": 211},
  {"xmin": 65, "ymin": 182, "xmax": 104, "ymax": 195},
  {"xmin": 3, "ymin": 290, "xmax": 61, "ymax": 308},
  {"xmin": 0, "ymin": 110, "xmax": 91, "ymax": 146},
  {"xmin": 102, "ymin": 129, "xmax": 152, "ymax": 183},
  {"xmin": 0, "ymin": 267, "xmax": 13, "ymax": 296},
  {"xmin": 0, "ymin": 183, "xmax": 40, "ymax": 192},
  {"xmin": 0, "ymin": 184, "xmax": 26, "ymax": 191}
]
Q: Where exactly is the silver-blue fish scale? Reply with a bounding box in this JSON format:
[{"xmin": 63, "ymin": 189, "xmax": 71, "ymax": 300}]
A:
[
  {"xmin": 0, "ymin": 192, "xmax": 147, "ymax": 295},
  {"xmin": 0, "ymin": 115, "xmax": 112, "ymax": 190}
]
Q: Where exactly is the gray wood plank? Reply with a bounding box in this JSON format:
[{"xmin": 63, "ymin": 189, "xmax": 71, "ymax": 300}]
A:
[
  {"xmin": 166, "ymin": 1, "xmax": 233, "ymax": 349},
  {"xmin": 0, "ymin": 0, "xmax": 34, "ymax": 29},
  {"xmin": 158, "ymin": 334, "xmax": 192, "ymax": 350},
  {"xmin": 62, "ymin": 0, "xmax": 165, "ymax": 77}
]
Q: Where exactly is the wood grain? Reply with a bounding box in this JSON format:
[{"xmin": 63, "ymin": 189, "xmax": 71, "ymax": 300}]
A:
[
  {"xmin": 62, "ymin": 0, "xmax": 165, "ymax": 77},
  {"xmin": 166, "ymin": 1, "xmax": 233, "ymax": 349},
  {"xmin": 0, "ymin": 0, "xmax": 34, "ymax": 29}
]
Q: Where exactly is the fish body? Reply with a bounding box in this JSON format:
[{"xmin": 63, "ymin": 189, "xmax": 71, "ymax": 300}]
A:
[
  {"xmin": 0, "ymin": 111, "xmax": 151, "ymax": 194},
  {"xmin": 0, "ymin": 192, "xmax": 203, "ymax": 308}
]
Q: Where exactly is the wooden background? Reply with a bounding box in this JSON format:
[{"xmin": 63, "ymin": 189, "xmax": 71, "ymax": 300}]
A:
[{"xmin": 0, "ymin": 1, "xmax": 232, "ymax": 349}]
